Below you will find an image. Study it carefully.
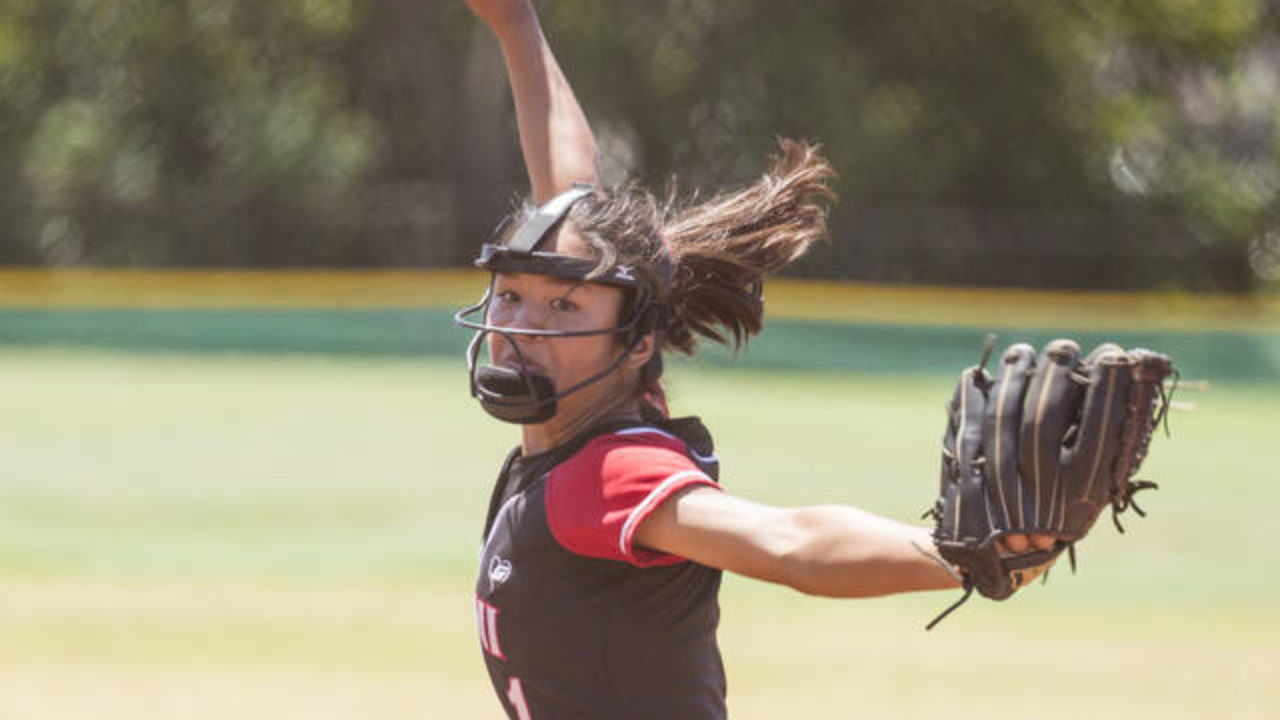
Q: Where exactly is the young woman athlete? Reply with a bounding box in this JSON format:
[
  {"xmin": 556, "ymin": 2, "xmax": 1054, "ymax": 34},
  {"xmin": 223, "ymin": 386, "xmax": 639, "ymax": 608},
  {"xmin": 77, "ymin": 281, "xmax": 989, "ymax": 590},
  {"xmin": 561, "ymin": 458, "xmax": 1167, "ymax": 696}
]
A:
[{"xmin": 457, "ymin": 2, "xmax": 1050, "ymax": 718}]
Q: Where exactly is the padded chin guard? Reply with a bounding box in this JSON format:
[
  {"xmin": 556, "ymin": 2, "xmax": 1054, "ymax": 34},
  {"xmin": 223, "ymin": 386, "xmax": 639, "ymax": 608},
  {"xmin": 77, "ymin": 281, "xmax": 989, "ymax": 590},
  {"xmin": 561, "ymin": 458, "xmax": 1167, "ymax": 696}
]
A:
[{"xmin": 475, "ymin": 365, "xmax": 557, "ymax": 425}]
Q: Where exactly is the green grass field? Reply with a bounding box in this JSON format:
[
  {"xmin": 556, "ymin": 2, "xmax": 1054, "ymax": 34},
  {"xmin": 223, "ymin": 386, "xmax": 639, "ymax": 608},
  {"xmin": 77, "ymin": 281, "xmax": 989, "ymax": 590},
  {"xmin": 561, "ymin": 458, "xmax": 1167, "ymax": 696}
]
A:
[{"xmin": 2, "ymin": 347, "xmax": 1276, "ymax": 720}]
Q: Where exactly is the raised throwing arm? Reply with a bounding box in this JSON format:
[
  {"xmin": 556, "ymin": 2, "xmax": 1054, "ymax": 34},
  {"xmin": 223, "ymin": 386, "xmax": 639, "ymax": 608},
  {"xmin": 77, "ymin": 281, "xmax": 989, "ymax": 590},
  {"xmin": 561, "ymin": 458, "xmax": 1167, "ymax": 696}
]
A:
[{"xmin": 463, "ymin": 0, "xmax": 599, "ymax": 201}]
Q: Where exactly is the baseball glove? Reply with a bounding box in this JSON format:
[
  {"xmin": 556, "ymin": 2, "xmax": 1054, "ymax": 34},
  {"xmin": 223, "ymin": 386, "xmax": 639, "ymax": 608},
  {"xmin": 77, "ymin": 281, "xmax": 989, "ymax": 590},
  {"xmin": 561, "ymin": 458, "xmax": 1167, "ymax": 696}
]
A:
[{"xmin": 925, "ymin": 338, "xmax": 1174, "ymax": 628}]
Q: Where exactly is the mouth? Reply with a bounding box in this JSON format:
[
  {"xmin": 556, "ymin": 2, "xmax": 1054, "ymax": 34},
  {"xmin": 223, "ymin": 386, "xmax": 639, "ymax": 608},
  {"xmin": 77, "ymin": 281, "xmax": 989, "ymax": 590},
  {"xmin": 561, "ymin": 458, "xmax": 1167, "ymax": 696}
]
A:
[{"xmin": 497, "ymin": 356, "xmax": 548, "ymax": 376}]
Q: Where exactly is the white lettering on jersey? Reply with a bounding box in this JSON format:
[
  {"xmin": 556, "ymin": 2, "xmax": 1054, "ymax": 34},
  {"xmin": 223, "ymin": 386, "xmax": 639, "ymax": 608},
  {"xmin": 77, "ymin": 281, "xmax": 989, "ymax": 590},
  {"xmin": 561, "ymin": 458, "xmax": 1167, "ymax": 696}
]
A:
[
  {"xmin": 476, "ymin": 596, "xmax": 506, "ymax": 660},
  {"xmin": 507, "ymin": 677, "xmax": 533, "ymax": 720}
]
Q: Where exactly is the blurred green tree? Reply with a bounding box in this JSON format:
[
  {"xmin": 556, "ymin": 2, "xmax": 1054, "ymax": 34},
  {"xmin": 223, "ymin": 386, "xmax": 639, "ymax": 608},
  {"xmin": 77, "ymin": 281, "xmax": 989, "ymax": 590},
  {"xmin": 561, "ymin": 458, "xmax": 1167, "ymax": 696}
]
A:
[{"xmin": 0, "ymin": 0, "xmax": 1274, "ymax": 290}]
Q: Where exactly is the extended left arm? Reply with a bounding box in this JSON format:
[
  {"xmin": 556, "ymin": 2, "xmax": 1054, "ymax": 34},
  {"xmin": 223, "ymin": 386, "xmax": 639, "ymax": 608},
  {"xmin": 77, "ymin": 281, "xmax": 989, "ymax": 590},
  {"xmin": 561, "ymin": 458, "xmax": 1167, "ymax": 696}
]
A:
[{"xmin": 636, "ymin": 487, "xmax": 960, "ymax": 598}]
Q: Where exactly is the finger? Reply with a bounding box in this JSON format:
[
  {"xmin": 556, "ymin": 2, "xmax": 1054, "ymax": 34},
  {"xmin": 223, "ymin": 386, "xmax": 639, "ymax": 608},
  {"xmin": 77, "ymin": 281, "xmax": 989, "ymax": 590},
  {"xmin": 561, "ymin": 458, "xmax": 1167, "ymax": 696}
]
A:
[
  {"xmin": 1000, "ymin": 534, "xmax": 1030, "ymax": 553},
  {"xmin": 1030, "ymin": 533, "xmax": 1056, "ymax": 551}
]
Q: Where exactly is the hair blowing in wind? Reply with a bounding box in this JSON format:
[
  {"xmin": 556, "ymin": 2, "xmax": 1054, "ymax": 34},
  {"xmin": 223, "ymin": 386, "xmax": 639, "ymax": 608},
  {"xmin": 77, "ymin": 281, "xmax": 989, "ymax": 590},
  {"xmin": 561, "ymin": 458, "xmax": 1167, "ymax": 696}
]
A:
[{"xmin": 662, "ymin": 139, "xmax": 837, "ymax": 354}]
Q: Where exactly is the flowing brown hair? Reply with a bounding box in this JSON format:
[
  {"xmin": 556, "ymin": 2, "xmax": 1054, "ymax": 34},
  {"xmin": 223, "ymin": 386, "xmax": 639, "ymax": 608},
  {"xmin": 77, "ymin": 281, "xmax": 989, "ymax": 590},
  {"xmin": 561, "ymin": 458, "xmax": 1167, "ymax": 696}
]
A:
[
  {"xmin": 498, "ymin": 138, "xmax": 835, "ymax": 391},
  {"xmin": 660, "ymin": 139, "xmax": 836, "ymax": 353}
]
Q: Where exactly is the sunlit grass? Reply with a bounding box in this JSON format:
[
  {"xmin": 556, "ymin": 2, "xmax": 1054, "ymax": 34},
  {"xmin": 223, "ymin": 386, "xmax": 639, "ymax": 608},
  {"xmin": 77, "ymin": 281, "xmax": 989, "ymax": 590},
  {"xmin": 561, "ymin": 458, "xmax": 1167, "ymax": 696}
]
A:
[{"xmin": 0, "ymin": 349, "xmax": 1275, "ymax": 719}]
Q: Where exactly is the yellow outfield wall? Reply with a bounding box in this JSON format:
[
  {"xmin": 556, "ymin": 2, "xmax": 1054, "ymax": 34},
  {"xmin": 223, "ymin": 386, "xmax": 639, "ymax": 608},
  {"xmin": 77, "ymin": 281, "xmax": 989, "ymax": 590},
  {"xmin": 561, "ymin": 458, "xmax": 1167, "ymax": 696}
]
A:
[{"xmin": 0, "ymin": 268, "xmax": 1276, "ymax": 332}]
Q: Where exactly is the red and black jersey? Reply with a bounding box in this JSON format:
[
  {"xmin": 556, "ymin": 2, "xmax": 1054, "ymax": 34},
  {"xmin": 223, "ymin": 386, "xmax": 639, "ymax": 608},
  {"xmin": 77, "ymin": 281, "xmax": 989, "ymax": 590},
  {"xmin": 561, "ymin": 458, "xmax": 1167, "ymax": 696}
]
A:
[{"xmin": 475, "ymin": 417, "xmax": 726, "ymax": 720}]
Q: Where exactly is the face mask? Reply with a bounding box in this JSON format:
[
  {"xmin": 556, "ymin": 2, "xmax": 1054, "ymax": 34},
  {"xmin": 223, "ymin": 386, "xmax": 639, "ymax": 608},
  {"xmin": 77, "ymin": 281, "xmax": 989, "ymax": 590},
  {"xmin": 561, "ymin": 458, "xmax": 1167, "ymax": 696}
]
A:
[{"xmin": 454, "ymin": 185, "xmax": 666, "ymax": 424}]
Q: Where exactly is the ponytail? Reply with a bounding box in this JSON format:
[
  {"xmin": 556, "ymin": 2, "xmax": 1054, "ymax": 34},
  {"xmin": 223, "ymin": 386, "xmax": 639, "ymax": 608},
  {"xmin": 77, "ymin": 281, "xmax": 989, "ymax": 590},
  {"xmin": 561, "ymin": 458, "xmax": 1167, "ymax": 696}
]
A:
[{"xmin": 662, "ymin": 139, "xmax": 836, "ymax": 354}]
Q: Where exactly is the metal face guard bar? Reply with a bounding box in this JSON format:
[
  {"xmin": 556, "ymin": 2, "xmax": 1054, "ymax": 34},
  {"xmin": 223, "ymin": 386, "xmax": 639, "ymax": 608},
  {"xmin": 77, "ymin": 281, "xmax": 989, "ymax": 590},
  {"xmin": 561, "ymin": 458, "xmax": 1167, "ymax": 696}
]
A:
[{"xmin": 454, "ymin": 278, "xmax": 653, "ymax": 416}]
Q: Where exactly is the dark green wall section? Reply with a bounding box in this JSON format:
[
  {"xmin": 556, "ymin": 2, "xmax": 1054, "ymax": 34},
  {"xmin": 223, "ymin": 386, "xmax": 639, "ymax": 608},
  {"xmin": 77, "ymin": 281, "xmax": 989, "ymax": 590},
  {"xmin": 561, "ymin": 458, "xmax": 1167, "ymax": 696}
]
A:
[
  {"xmin": 1, "ymin": 308, "xmax": 1275, "ymax": 383},
  {"xmin": 730, "ymin": 319, "xmax": 1279, "ymax": 384}
]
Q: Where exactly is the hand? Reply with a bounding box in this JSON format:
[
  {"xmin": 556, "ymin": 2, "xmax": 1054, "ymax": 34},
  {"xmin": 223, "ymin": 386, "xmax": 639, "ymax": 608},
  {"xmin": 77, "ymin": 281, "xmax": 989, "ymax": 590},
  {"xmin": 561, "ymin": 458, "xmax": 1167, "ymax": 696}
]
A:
[
  {"xmin": 997, "ymin": 533, "xmax": 1058, "ymax": 592},
  {"xmin": 461, "ymin": 0, "xmax": 537, "ymax": 34}
]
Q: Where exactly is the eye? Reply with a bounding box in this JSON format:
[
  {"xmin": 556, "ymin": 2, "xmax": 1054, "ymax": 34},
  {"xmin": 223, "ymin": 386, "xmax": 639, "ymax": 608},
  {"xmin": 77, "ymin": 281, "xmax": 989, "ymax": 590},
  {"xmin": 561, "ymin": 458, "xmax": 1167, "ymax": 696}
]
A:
[
  {"xmin": 549, "ymin": 296, "xmax": 579, "ymax": 312},
  {"xmin": 495, "ymin": 289, "xmax": 520, "ymax": 303}
]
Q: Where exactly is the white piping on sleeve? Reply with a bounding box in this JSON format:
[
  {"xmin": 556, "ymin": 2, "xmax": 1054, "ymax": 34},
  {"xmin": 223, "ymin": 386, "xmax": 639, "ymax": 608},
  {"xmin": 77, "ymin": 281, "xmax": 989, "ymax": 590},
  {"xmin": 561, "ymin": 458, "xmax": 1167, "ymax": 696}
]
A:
[{"xmin": 618, "ymin": 469, "xmax": 712, "ymax": 558}]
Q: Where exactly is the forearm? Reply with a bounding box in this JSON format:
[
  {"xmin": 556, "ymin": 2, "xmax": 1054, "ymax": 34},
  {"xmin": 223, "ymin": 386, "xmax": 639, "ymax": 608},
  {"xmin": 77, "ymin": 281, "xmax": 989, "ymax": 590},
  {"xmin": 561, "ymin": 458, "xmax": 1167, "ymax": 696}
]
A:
[
  {"xmin": 486, "ymin": 8, "xmax": 598, "ymax": 201},
  {"xmin": 777, "ymin": 505, "xmax": 961, "ymax": 598}
]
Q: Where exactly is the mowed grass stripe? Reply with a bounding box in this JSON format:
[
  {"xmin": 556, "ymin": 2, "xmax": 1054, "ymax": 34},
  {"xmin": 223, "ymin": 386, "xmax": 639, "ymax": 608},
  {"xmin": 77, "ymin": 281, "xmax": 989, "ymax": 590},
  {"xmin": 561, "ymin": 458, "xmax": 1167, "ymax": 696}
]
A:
[{"xmin": 2, "ymin": 268, "xmax": 1277, "ymax": 331}]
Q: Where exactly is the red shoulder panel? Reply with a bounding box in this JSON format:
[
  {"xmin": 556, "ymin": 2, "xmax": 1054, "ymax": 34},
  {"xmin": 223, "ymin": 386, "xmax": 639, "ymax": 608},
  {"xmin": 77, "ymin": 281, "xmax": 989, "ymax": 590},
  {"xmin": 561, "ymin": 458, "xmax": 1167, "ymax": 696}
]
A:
[{"xmin": 545, "ymin": 428, "xmax": 717, "ymax": 567}]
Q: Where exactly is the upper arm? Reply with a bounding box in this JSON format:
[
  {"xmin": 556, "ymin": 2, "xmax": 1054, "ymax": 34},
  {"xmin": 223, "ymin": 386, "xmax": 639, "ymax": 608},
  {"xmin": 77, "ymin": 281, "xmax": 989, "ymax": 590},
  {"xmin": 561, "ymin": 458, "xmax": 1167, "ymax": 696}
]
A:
[{"xmin": 634, "ymin": 486, "xmax": 802, "ymax": 586}]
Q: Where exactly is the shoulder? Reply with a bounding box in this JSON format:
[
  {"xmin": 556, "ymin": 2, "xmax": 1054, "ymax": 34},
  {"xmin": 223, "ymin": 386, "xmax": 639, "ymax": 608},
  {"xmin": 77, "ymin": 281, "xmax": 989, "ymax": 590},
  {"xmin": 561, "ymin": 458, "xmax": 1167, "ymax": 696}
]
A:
[
  {"xmin": 545, "ymin": 425, "xmax": 719, "ymax": 566},
  {"xmin": 558, "ymin": 426, "xmax": 700, "ymax": 474}
]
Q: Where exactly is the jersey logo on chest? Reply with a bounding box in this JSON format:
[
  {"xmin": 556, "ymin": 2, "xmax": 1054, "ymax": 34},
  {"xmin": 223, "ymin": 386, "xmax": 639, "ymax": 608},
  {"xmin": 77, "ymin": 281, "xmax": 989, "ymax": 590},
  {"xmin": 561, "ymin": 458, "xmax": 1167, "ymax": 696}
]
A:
[{"xmin": 488, "ymin": 555, "xmax": 513, "ymax": 590}]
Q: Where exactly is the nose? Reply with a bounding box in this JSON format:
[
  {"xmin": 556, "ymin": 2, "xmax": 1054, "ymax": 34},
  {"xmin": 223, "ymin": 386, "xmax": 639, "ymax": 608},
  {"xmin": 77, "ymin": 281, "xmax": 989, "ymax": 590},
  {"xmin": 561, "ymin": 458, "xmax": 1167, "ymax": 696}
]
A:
[
  {"xmin": 488, "ymin": 299, "xmax": 548, "ymax": 340},
  {"xmin": 485, "ymin": 312, "xmax": 543, "ymax": 366},
  {"xmin": 514, "ymin": 303, "xmax": 548, "ymax": 333}
]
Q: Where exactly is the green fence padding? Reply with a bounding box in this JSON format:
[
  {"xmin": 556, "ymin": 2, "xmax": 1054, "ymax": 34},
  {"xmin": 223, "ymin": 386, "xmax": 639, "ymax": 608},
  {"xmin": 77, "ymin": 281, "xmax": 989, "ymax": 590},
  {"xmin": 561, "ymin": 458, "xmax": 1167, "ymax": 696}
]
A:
[
  {"xmin": 717, "ymin": 319, "xmax": 1280, "ymax": 383},
  {"xmin": 0, "ymin": 308, "xmax": 1275, "ymax": 383}
]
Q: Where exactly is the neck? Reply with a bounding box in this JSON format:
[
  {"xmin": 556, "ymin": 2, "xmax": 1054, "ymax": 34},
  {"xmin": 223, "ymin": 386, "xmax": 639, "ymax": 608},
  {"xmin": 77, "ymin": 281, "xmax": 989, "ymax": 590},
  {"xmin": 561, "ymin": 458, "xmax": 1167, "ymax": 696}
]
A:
[{"xmin": 520, "ymin": 393, "xmax": 641, "ymax": 456}]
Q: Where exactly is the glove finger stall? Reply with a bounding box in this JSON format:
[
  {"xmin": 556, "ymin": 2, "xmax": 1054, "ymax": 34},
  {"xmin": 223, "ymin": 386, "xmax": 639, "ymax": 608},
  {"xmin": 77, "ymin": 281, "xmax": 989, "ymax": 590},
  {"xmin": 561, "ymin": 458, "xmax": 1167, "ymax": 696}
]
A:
[
  {"xmin": 982, "ymin": 343, "xmax": 1036, "ymax": 532},
  {"xmin": 1018, "ymin": 339, "xmax": 1084, "ymax": 531},
  {"xmin": 938, "ymin": 366, "xmax": 991, "ymax": 545},
  {"xmin": 1058, "ymin": 344, "xmax": 1131, "ymax": 539}
]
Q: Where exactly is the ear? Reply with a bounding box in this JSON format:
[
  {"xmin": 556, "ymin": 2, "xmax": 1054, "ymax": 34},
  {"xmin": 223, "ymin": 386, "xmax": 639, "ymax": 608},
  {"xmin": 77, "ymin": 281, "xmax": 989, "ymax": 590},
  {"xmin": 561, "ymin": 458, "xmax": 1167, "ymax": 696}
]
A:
[{"xmin": 624, "ymin": 332, "xmax": 656, "ymax": 371}]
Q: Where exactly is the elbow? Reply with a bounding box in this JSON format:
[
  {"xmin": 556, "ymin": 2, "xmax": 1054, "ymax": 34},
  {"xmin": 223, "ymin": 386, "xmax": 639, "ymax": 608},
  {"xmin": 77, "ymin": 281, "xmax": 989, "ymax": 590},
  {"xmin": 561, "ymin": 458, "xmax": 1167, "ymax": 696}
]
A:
[
  {"xmin": 780, "ymin": 557, "xmax": 870, "ymax": 599},
  {"xmin": 771, "ymin": 505, "xmax": 900, "ymax": 600},
  {"xmin": 738, "ymin": 509, "xmax": 822, "ymax": 595},
  {"xmin": 771, "ymin": 508, "xmax": 854, "ymax": 598}
]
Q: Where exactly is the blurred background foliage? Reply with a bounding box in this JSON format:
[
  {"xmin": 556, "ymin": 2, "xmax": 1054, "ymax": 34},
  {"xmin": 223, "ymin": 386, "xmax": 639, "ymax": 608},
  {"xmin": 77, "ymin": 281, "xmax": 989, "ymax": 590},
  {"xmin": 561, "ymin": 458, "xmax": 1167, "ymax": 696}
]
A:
[{"xmin": 1, "ymin": 0, "xmax": 1278, "ymax": 290}]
